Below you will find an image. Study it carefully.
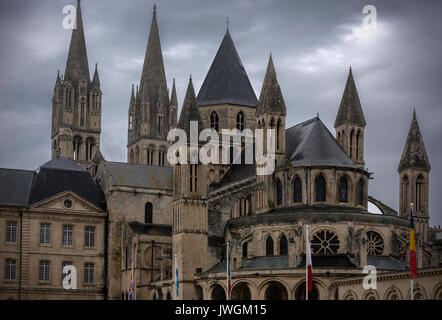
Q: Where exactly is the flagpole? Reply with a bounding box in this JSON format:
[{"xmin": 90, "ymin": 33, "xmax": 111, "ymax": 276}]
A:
[
  {"xmin": 410, "ymin": 203, "xmax": 414, "ymax": 300},
  {"xmin": 227, "ymin": 241, "xmax": 230, "ymax": 301},
  {"xmin": 305, "ymin": 225, "xmax": 309, "ymax": 301}
]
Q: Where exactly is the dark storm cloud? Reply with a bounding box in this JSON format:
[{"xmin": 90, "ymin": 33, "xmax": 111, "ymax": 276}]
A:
[{"xmin": 0, "ymin": 0, "xmax": 441, "ymax": 226}]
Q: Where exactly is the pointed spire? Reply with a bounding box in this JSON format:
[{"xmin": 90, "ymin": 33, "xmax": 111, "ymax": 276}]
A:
[
  {"xmin": 139, "ymin": 4, "xmax": 167, "ymax": 101},
  {"xmin": 91, "ymin": 63, "xmax": 100, "ymax": 87},
  {"xmin": 197, "ymin": 29, "xmax": 258, "ymax": 107},
  {"xmin": 334, "ymin": 67, "xmax": 366, "ymax": 128},
  {"xmin": 177, "ymin": 77, "xmax": 203, "ymax": 136},
  {"xmin": 257, "ymin": 54, "xmax": 286, "ymax": 115},
  {"xmin": 64, "ymin": 0, "xmax": 90, "ymax": 84},
  {"xmin": 54, "ymin": 70, "xmax": 62, "ymax": 89},
  {"xmin": 398, "ymin": 111, "xmax": 431, "ymax": 172},
  {"xmin": 170, "ymin": 78, "xmax": 178, "ymax": 107}
]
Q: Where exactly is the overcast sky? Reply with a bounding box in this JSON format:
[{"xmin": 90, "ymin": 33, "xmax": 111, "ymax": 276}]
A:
[{"xmin": 0, "ymin": 0, "xmax": 441, "ymax": 226}]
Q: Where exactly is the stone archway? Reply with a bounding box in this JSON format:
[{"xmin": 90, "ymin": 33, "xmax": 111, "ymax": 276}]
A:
[
  {"xmin": 231, "ymin": 282, "xmax": 251, "ymax": 300},
  {"xmin": 210, "ymin": 284, "xmax": 226, "ymax": 300},
  {"xmin": 264, "ymin": 281, "xmax": 288, "ymax": 300},
  {"xmin": 195, "ymin": 285, "xmax": 204, "ymax": 300},
  {"xmin": 295, "ymin": 281, "xmax": 319, "ymax": 300}
]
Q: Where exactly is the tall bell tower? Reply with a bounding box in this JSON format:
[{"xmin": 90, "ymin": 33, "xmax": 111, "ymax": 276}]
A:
[{"xmin": 51, "ymin": 0, "xmax": 102, "ymax": 168}]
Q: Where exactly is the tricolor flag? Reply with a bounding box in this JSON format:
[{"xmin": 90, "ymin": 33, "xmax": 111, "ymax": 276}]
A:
[
  {"xmin": 227, "ymin": 241, "xmax": 231, "ymax": 300},
  {"xmin": 129, "ymin": 267, "xmax": 133, "ymax": 300},
  {"xmin": 306, "ymin": 226, "xmax": 313, "ymax": 293},
  {"xmin": 175, "ymin": 254, "xmax": 180, "ymax": 300},
  {"xmin": 409, "ymin": 207, "xmax": 418, "ymax": 279}
]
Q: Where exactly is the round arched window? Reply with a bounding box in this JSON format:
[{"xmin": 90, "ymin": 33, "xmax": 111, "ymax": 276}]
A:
[{"xmin": 311, "ymin": 230, "xmax": 340, "ymax": 254}]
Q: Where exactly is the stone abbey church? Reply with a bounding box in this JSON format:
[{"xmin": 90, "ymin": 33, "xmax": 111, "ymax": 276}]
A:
[{"xmin": 1, "ymin": 2, "xmax": 441, "ymax": 300}]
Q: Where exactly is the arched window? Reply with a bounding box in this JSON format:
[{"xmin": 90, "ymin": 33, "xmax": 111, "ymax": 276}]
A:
[
  {"xmin": 338, "ymin": 176, "xmax": 349, "ymax": 203},
  {"xmin": 311, "ymin": 230, "xmax": 340, "ymax": 254},
  {"xmin": 73, "ymin": 136, "xmax": 82, "ymax": 160},
  {"xmin": 349, "ymin": 129, "xmax": 354, "ymax": 158},
  {"xmin": 242, "ymin": 242, "xmax": 248, "ymax": 258},
  {"xmin": 80, "ymin": 97, "xmax": 85, "ymax": 126},
  {"xmin": 279, "ymin": 235, "xmax": 288, "ymax": 256},
  {"xmin": 315, "ymin": 174, "xmax": 327, "ymax": 202},
  {"xmin": 210, "ymin": 112, "xmax": 219, "ymax": 132},
  {"xmin": 366, "ymin": 231, "xmax": 384, "ymax": 256},
  {"xmin": 416, "ymin": 175, "xmax": 424, "ymax": 212},
  {"xmin": 145, "ymin": 202, "xmax": 153, "ymax": 223},
  {"xmin": 356, "ymin": 178, "xmax": 365, "ymax": 206},
  {"xmin": 276, "ymin": 179, "xmax": 283, "ymax": 206},
  {"xmin": 356, "ymin": 130, "xmax": 361, "ymax": 161},
  {"xmin": 293, "ymin": 176, "xmax": 302, "ymax": 203},
  {"xmin": 266, "ymin": 236, "xmax": 274, "ymax": 256},
  {"xmin": 85, "ymin": 137, "xmax": 95, "ymax": 161},
  {"xmin": 402, "ymin": 175, "xmax": 409, "ymax": 213},
  {"xmin": 236, "ymin": 112, "xmax": 245, "ymax": 131},
  {"xmin": 135, "ymin": 146, "xmax": 140, "ymax": 164},
  {"xmin": 276, "ymin": 118, "xmax": 281, "ymax": 150}
]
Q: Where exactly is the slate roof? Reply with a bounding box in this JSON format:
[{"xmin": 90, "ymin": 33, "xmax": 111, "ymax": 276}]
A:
[
  {"xmin": 286, "ymin": 117, "xmax": 358, "ymax": 168},
  {"xmin": 0, "ymin": 157, "xmax": 106, "ymax": 210},
  {"xmin": 197, "ymin": 30, "xmax": 258, "ymax": 107},
  {"xmin": 204, "ymin": 254, "xmax": 357, "ymax": 274},
  {"xmin": 334, "ymin": 67, "xmax": 366, "ymax": 127},
  {"xmin": 367, "ymin": 256, "xmax": 407, "ymax": 271},
  {"xmin": 299, "ymin": 254, "xmax": 357, "ymax": 268},
  {"xmin": 103, "ymin": 161, "xmax": 173, "ymax": 191},
  {"xmin": 129, "ymin": 221, "xmax": 172, "ymax": 236},
  {"xmin": 398, "ymin": 111, "xmax": 431, "ymax": 172},
  {"xmin": 29, "ymin": 158, "xmax": 106, "ymax": 210},
  {"xmin": 0, "ymin": 169, "xmax": 36, "ymax": 206}
]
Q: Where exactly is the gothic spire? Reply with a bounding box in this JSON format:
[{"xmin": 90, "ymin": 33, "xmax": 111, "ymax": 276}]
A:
[
  {"xmin": 139, "ymin": 4, "xmax": 167, "ymax": 100},
  {"xmin": 177, "ymin": 77, "xmax": 202, "ymax": 136},
  {"xmin": 398, "ymin": 110, "xmax": 431, "ymax": 172},
  {"xmin": 334, "ymin": 67, "xmax": 366, "ymax": 128},
  {"xmin": 171, "ymin": 78, "xmax": 178, "ymax": 107},
  {"xmin": 257, "ymin": 54, "xmax": 286, "ymax": 115},
  {"xmin": 64, "ymin": 0, "xmax": 90, "ymax": 84},
  {"xmin": 197, "ymin": 29, "xmax": 258, "ymax": 107},
  {"xmin": 91, "ymin": 63, "xmax": 100, "ymax": 88}
]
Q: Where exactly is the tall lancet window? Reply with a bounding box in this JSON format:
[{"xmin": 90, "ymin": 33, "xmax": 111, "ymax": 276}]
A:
[
  {"xmin": 73, "ymin": 136, "xmax": 82, "ymax": 160},
  {"xmin": 338, "ymin": 176, "xmax": 349, "ymax": 203},
  {"xmin": 80, "ymin": 97, "xmax": 85, "ymax": 126},
  {"xmin": 145, "ymin": 202, "xmax": 153, "ymax": 224},
  {"xmin": 416, "ymin": 175, "xmax": 424, "ymax": 212},
  {"xmin": 210, "ymin": 112, "xmax": 219, "ymax": 132},
  {"xmin": 357, "ymin": 178, "xmax": 365, "ymax": 206},
  {"xmin": 315, "ymin": 174, "xmax": 327, "ymax": 202},
  {"xmin": 157, "ymin": 115, "xmax": 164, "ymax": 136},
  {"xmin": 276, "ymin": 179, "xmax": 283, "ymax": 206},
  {"xmin": 356, "ymin": 130, "xmax": 361, "ymax": 161},
  {"xmin": 279, "ymin": 235, "xmax": 288, "ymax": 256},
  {"xmin": 293, "ymin": 176, "xmax": 302, "ymax": 203},
  {"xmin": 349, "ymin": 129, "xmax": 354, "ymax": 158},
  {"xmin": 190, "ymin": 164, "xmax": 198, "ymax": 192},
  {"xmin": 236, "ymin": 111, "xmax": 245, "ymax": 131},
  {"xmin": 402, "ymin": 175, "xmax": 409, "ymax": 213},
  {"xmin": 266, "ymin": 236, "xmax": 274, "ymax": 256},
  {"xmin": 276, "ymin": 119, "xmax": 281, "ymax": 150}
]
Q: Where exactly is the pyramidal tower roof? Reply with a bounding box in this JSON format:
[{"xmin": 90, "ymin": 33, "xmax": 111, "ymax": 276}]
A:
[
  {"xmin": 64, "ymin": 0, "xmax": 90, "ymax": 83},
  {"xmin": 398, "ymin": 111, "xmax": 431, "ymax": 172},
  {"xmin": 178, "ymin": 77, "xmax": 203, "ymax": 136},
  {"xmin": 139, "ymin": 5, "xmax": 167, "ymax": 100},
  {"xmin": 334, "ymin": 67, "xmax": 366, "ymax": 128},
  {"xmin": 257, "ymin": 54, "xmax": 286, "ymax": 115},
  {"xmin": 197, "ymin": 29, "xmax": 258, "ymax": 107}
]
